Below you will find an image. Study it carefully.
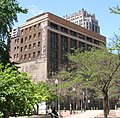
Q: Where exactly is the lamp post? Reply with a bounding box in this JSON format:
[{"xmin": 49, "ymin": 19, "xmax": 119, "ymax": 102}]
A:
[
  {"xmin": 55, "ymin": 79, "xmax": 61, "ymax": 118},
  {"xmin": 72, "ymin": 88, "xmax": 76, "ymax": 114}
]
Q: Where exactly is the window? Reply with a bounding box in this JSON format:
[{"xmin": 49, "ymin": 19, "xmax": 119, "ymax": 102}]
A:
[
  {"xmin": 87, "ymin": 37, "xmax": 92, "ymax": 43},
  {"xmin": 14, "ymin": 39, "xmax": 17, "ymax": 44},
  {"xmin": 21, "ymin": 38, "xmax": 23, "ymax": 43},
  {"xmin": 17, "ymin": 54, "xmax": 18, "ymax": 58},
  {"xmin": 70, "ymin": 30, "xmax": 77, "ymax": 37},
  {"xmin": 33, "ymin": 52, "xmax": 36, "ymax": 58},
  {"xmin": 37, "ymin": 51, "xmax": 40, "ymax": 57},
  {"xmin": 38, "ymin": 32, "xmax": 41, "ymax": 38},
  {"xmin": 20, "ymin": 47, "xmax": 23, "ymax": 52},
  {"xmin": 21, "ymin": 30, "xmax": 23, "ymax": 35},
  {"xmin": 95, "ymin": 26, "xmax": 98, "ymax": 33},
  {"xmin": 86, "ymin": 44, "xmax": 92, "ymax": 50},
  {"xmin": 24, "ymin": 54, "xmax": 27, "ymax": 60},
  {"xmin": 25, "ymin": 37, "xmax": 27, "ymax": 42},
  {"xmin": 14, "ymin": 47, "xmax": 16, "ymax": 51},
  {"xmin": 29, "ymin": 44, "xmax": 31, "ymax": 49},
  {"xmin": 38, "ymin": 23, "xmax": 41, "ymax": 29},
  {"xmin": 61, "ymin": 35, "xmax": 68, "ymax": 64},
  {"xmin": 79, "ymin": 42, "xmax": 85, "ymax": 50},
  {"xmin": 50, "ymin": 31, "xmax": 58, "ymax": 72},
  {"xmin": 61, "ymin": 35, "xmax": 68, "ymax": 52},
  {"xmin": 14, "ymin": 54, "xmax": 16, "ymax": 59},
  {"xmin": 50, "ymin": 32, "xmax": 58, "ymax": 49},
  {"xmin": 38, "ymin": 42, "xmax": 40, "ymax": 47},
  {"xmin": 29, "ymin": 35, "xmax": 32, "ymax": 41},
  {"xmin": 29, "ymin": 27, "xmax": 32, "ymax": 32},
  {"xmin": 17, "ymin": 38, "xmax": 19, "ymax": 43},
  {"xmin": 33, "ymin": 43, "xmax": 36, "ymax": 49},
  {"xmin": 25, "ymin": 28, "xmax": 28, "ymax": 32},
  {"xmin": 50, "ymin": 51, "xmax": 57, "ymax": 59},
  {"xmin": 24, "ymin": 45, "xmax": 27, "ymax": 51},
  {"xmin": 17, "ymin": 46, "xmax": 19, "ymax": 51},
  {"xmin": 60, "ymin": 27, "xmax": 68, "ymax": 33},
  {"xmin": 50, "ymin": 60, "xmax": 58, "ymax": 72},
  {"xmin": 92, "ymin": 24, "xmax": 94, "ymax": 32},
  {"xmin": 50, "ymin": 22, "xmax": 58, "ymax": 30},
  {"xmin": 28, "ymin": 53, "xmax": 31, "ymax": 59},
  {"xmin": 70, "ymin": 38, "xmax": 77, "ymax": 53},
  {"xmin": 33, "ymin": 34, "xmax": 36, "ymax": 40},
  {"xmin": 94, "ymin": 39, "xmax": 100, "ymax": 45},
  {"xmin": 34, "ymin": 25, "xmax": 36, "ymax": 30},
  {"xmin": 70, "ymin": 38, "xmax": 77, "ymax": 48},
  {"xmin": 79, "ymin": 33, "xmax": 85, "ymax": 40}
]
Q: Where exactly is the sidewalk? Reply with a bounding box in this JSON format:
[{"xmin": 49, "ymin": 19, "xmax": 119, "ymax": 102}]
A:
[
  {"xmin": 62, "ymin": 110, "xmax": 103, "ymax": 118},
  {"xmin": 61, "ymin": 110, "xmax": 120, "ymax": 118},
  {"xmin": 96, "ymin": 110, "xmax": 120, "ymax": 118}
]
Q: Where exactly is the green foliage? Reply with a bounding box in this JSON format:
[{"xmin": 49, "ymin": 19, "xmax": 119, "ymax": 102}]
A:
[
  {"xmin": 0, "ymin": 63, "xmax": 37, "ymax": 116},
  {"xmin": 0, "ymin": 0, "xmax": 27, "ymax": 63},
  {"xmin": 65, "ymin": 48, "xmax": 119, "ymax": 93},
  {"xmin": 0, "ymin": 0, "xmax": 27, "ymax": 40},
  {"xmin": 35, "ymin": 81, "xmax": 57, "ymax": 102},
  {"xmin": 59, "ymin": 47, "xmax": 120, "ymax": 117},
  {"xmin": 108, "ymin": 34, "xmax": 120, "ymax": 52},
  {"xmin": 109, "ymin": 5, "xmax": 120, "ymax": 15}
]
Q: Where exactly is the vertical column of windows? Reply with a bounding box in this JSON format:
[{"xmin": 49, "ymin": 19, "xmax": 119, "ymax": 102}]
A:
[
  {"xmin": 60, "ymin": 35, "xmax": 68, "ymax": 64},
  {"xmin": 79, "ymin": 42, "xmax": 85, "ymax": 51},
  {"xmin": 70, "ymin": 38, "xmax": 77, "ymax": 53},
  {"xmin": 50, "ymin": 31, "xmax": 58, "ymax": 72}
]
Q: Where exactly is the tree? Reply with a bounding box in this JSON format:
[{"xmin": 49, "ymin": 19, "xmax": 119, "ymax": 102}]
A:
[
  {"xmin": 0, "ymin": 63, "xmax": 37, "ymax": 118},
  {"xmin": 35, "ymin": 81, "xmax": 57, "ymax": 103},
  {"xmin": 109, "ymin": 5, "xmax": 120, "ymax": 15},
  {"xmin": 0, "ymin": 0, "xmax": 27, "ymax": 63},
  {"xmin": 59, "ymin": 48, "xmax": 120, "ymax": 118}
]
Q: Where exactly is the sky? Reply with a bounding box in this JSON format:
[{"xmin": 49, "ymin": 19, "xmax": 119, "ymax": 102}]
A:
[{"xmin": 16, "ymin": 0, "xmax": 120, "ymax": 45}]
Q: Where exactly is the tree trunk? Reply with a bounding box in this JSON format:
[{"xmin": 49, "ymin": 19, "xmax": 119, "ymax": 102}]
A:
[
  {"xmin": 3, "ymin": 111, "xmax": 9, "ymax": 118},
  {"xmin": 103, "ymin": 91, "xmax": 109, "ymax": 118}
]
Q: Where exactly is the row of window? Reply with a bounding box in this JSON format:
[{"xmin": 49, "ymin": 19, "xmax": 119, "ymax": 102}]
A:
[
  {"xmin": 50, "ymin": 31, "xmax": 95, "ymax": 52},
  {"xmin": 21, "ymin": 23, "xmax": 41, "ymax": 35},
  {"xmin": 50, "ymin": 22, "xmax": 103, "ymax": 46},
  {"xmin": 21, "ymin": 32, "xmax": 41, "ymax": 44},
  {"xmin": 14, "ymin": 41, "xmax": 41, "ymax": 52},
  {"xmin": 19, "ymin": 51, "xmax": 41, "ymax": 61}
]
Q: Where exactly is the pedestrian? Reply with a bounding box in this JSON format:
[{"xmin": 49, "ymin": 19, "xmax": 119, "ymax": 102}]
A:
[{"xmin": 51, "ymin": 107, "xmax": 58, "ymax": 118}]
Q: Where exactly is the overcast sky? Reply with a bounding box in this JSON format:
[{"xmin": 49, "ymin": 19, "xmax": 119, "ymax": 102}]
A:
[{"xmin": 16, "ymin": 0, "xmax": 120, "ymax": 44}]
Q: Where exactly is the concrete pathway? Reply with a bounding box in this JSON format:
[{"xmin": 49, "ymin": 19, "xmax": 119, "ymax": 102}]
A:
[
  {"xmin": 62, "ymin": 110, "xmax": 103, "ymax": 118},
  {"xmin": 62, "ymin": 110, "xmax": 120, "ymax": 118}
]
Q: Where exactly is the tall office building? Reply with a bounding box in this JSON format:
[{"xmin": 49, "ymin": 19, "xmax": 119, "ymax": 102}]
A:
[
  {"xmin": 10, "ymin": 12, "xmax": 106, "ymax": 83},
  {"xmin": 64, "ymin": 9, "xmax": 100, "ymax": 34}
]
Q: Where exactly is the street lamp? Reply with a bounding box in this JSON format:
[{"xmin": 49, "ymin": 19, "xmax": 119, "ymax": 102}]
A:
[
  {"xmin": 55, "ymin": 79, "xmax": 61, "ymax": 118},
  {"xmin": 72, "ymin": 88, "xmax": 76, "ymax": 114},
  {"xmin": 55, "ymin": 79, "xmax": 58, "ymax": 111}
]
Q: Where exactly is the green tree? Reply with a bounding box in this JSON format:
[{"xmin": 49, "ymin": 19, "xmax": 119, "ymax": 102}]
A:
[
  {"xmin": 109, "ymin": 5, "xmax": 120, "ymax": 15},
  {"xmin": 0, "ymin": 63, "xmax": 37, "ymax": 118},
  {"xmin": 35, "ymin": 81, "xmax": 57, "ymax": 102},
  {"xmin": 59, "ymin": 48, "xmax": 120, "ymax": 118},
  {"xmin": 0, "ymin": 0, "xmax": 27, "ymax": 63}
]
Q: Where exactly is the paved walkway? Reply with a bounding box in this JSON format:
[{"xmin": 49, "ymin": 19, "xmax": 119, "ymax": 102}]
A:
[{"xmin": 61, "ymin": 110, "xmax": 120, "ymax": 118}]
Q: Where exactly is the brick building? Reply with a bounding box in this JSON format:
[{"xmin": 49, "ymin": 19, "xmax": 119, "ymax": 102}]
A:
[{"xmin": 10, "ymin": 12, "xmax": 106, "ymax": 83}]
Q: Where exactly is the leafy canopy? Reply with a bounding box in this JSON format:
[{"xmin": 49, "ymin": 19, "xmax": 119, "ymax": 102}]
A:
[
  {"xmin": 0, "ymin": 0, "xmax": 27, "ymax": 63},
  {"xmin": 0, "ymin": 63, "xmax": 37, "ymax": 116}
]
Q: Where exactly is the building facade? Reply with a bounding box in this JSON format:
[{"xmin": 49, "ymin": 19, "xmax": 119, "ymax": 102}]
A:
[
  {"xmin": 10, "ymin": 12, "xmax": 106, "ymax": 83},
  {"xmin": 64, "ymin": 9, "xmax": 100, "ymax": 34}
]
